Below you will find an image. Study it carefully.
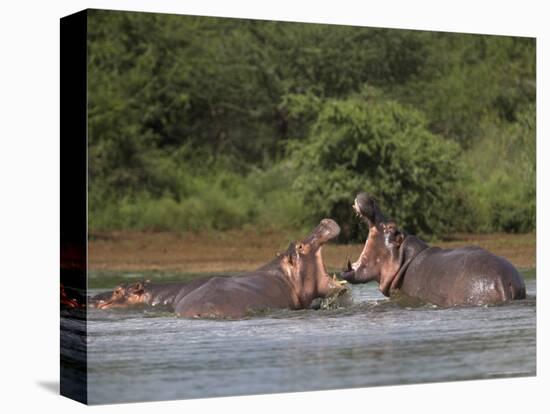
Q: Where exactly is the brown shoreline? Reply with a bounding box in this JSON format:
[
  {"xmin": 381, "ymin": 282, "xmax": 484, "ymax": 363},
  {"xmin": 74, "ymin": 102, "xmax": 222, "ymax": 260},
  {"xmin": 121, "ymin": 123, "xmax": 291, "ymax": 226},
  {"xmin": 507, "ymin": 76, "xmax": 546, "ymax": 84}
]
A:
[{"xmin": 88, "ymin": 230, "xmax": 536, "ymax": 273}]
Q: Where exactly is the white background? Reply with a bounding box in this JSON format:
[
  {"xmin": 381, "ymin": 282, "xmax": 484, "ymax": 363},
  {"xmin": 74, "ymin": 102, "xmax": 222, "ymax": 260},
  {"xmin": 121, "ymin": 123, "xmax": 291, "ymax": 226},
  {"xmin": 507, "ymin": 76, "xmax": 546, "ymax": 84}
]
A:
[{"xmin": 0, "ymin": 0, "xmax": 547, "ymax": 412}]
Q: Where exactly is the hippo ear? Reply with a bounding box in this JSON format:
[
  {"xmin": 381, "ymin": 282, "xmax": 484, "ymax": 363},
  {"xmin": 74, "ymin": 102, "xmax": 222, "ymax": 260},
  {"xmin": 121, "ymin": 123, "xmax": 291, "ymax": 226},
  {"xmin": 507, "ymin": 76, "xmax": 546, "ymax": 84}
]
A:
[
  {"xmin": 112, "ymin": 286, "xmax": 124, "ymax": 298},
  {"xmin": 281, "ymin": 253, "xmax": 293, "ymax": 267},
  {"xmin": 394, "ymin": 232, "xmax": 404, "ymax": 246},
  {"xmin": 382, "ymin": 222, "xmax": 404, "ymax": 247},
  {"xmin": 297, "ymin": 243, "xmax": 312, "ymax": 255},
  {"xmin": 390, "ymin": 228, "xmax": 404, "ymax": 247},
  {"xmin": 131, "ymin": 282, "xmax": 145, "ymax": 294}
]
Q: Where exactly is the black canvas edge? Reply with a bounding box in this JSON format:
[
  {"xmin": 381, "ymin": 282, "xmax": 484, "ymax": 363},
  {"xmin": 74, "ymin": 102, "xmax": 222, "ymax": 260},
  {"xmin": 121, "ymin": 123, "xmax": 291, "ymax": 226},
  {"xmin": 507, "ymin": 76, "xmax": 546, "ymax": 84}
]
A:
[{"xmin": 60, "ymin": 9, "xmax": 88, "ymax": 405}]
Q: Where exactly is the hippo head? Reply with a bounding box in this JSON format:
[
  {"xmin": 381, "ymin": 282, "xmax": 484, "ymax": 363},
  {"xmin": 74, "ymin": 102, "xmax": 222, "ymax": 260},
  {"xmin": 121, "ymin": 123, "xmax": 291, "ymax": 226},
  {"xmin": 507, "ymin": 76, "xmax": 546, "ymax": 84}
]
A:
[
  {"xmin": 279, "ymin": 219, "xmax": 344, "ymax": 306},
  {"xmin": 341, "ymin": 193, "xmax": 409, "ymax": 296},
  {"xmin": 93, "ymin": 281, "xmax": 148, "ymax": 309}
]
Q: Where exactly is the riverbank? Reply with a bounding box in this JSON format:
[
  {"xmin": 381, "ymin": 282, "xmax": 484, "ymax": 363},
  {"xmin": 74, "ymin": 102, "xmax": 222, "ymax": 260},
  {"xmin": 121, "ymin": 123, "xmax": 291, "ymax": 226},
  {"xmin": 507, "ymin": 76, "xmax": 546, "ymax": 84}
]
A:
[{"xmin": 88, "ymin": 230, "xmax": 535, "ymax": 272}]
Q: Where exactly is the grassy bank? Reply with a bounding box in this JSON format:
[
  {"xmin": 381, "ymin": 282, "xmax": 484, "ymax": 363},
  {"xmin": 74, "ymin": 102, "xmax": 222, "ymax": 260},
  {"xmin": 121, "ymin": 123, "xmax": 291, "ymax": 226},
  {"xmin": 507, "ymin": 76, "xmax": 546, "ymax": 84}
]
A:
[{"xmin": 89, "ymin": 230, "xmax": 536, "ymax": 273}]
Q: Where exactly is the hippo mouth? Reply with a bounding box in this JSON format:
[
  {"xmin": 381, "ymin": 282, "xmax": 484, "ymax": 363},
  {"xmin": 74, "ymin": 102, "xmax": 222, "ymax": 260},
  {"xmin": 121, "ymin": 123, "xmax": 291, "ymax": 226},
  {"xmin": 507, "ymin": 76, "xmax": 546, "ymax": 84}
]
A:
[
  {"xmin": 91, "ymin": 289, "xmax": 126, "ymax": 309},
  {"xmin": 95, "ymin": 299, "xmax": 116, "ymax": 309},
  {"xmin": 340, "ymin": 260, "xmax": 359, "ymax": 283},
  {"xmin": 352, "ymin": 199, "xmax": 363, "ymax": 217},
  {"xmin": 89, "ymin": 291, "xmax": 114, "ymax": 308},
  {"xmin": 352, "ymin": 192, "xmax": 386, "ymax": 225},
  {"xmin": 352, "ymin": 193, "xmax": 370, "ymax": 217},
  {"xmin": 302, "ymin": 218, "xmax": 341, "ymax": 248}
]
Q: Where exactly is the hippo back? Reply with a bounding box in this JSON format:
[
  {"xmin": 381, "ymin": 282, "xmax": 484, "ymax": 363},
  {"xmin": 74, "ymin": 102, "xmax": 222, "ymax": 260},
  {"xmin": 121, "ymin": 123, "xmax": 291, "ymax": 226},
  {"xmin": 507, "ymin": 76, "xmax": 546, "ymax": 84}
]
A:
[
  {"xmin": 174, "ymin": 272, "xmax": 299, "ymax": 318},
  {"xmin": 400, "ymin": 246, "xmax": 526, "ymax": 306}
]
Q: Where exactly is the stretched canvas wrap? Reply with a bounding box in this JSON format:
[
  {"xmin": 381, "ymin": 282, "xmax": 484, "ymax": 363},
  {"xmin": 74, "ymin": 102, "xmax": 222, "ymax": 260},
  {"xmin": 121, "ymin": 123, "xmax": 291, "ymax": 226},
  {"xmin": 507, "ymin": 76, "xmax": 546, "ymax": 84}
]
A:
[{"xmin": 60, "ymin": 9, "xmax": 536, "ymax": 405}]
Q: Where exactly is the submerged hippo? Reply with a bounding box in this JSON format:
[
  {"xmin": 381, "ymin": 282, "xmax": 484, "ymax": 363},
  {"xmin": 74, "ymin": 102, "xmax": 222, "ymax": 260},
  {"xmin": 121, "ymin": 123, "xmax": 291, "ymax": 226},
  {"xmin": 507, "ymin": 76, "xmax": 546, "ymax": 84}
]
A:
[
  {"xmin": 341, "ymin": 193, "xmax": 526, "ymax": 306},
  {"xmin": 90, "ymin": 278, "xmax": 214, "ymax": 310},
  {"xmin": 92, "ymin": 219, "xmax": 346, "ymax": 318}
]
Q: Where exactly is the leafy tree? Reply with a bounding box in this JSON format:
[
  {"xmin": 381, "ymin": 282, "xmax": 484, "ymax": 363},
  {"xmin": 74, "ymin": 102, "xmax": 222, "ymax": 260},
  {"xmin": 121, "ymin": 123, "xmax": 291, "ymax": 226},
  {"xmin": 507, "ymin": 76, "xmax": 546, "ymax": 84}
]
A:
[
  {"xmin": 287, "ymin": 90, "xmax": 463, "ymax": 240},
  {"xmin": 86, "ymin": 10, "xmax": 536, "ymax": 236}
]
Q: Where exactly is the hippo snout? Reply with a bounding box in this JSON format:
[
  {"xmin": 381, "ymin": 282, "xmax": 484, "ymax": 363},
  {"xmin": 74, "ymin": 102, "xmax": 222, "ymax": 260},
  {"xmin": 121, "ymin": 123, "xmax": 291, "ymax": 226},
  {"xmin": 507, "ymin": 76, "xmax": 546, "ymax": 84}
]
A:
[
  {"xmin": 353, "ymin": 192, "xmax": 386, "ymax": 225},
  {"xmin": 320, "ymin": 218, "xmax": 340, "ymax": 237},
  {"xmin": 353, "ymin": 193, "xmax": 371, "ymax": 216},
  {"xmin": 315, "ymin": 219, "xmax": 341, "ymax": 244},
  {"xmin": 301, "ymin": 219, "xmax": 340, "ymax": 247}
]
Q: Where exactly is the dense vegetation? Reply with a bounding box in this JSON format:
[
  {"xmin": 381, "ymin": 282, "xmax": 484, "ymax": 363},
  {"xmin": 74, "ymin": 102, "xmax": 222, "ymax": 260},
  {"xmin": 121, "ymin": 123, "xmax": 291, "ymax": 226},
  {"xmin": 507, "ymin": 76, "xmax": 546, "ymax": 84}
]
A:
[{"xmin": 87, "ymin": 10, "xmax": 535, "ymax": 240}]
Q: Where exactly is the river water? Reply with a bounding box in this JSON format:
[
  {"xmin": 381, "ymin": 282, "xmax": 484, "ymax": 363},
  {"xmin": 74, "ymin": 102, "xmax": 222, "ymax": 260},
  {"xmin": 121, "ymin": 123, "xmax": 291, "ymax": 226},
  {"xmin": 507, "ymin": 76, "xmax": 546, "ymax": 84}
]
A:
[{"xmin": 84, "ymin": 271, "xmax": 536, "ymax": 405}]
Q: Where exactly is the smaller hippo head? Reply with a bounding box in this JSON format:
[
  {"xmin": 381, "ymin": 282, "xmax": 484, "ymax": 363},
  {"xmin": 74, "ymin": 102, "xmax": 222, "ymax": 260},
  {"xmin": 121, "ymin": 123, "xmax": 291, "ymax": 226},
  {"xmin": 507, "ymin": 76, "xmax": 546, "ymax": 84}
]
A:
[
  {"xmin": 280, "ymin": 219, "xmax": 341, "ymax": 273},
  {"xmin": 94, "ymin": 281, "xmax": 148, "ymax": 309},
  {"xmin": 279, "ymin": 219, "xmax": 344, "ymax": 306},
  {"xmin": 341, "ymin": 193, "xmax": 412, "ymax": 296}
]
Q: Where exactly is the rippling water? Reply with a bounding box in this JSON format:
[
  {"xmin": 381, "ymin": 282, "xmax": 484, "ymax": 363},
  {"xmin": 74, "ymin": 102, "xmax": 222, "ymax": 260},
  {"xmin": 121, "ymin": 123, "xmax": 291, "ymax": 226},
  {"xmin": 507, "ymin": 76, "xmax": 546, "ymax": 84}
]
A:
[{"xmin": 82, "ymin": 271, "xmax": 536, "ymax": 405}]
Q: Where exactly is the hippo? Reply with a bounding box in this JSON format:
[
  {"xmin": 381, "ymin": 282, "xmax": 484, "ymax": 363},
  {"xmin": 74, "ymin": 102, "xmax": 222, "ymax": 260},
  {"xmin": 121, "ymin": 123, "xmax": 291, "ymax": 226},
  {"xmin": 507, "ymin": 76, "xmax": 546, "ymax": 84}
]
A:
[
  {"xmin": 341, "ymin": 193, "xmax": 526, "ymax": 306},
  {"xmin": 92, "ymin": 219, "xmax": 346, "ymax": 318},
  {"xmin": 175, "ymin": 218, "xmax": 344, "ymax": 318},
  {"xmin": 90, "ymin": 278, "xmax": 214, "ymax": 310}
]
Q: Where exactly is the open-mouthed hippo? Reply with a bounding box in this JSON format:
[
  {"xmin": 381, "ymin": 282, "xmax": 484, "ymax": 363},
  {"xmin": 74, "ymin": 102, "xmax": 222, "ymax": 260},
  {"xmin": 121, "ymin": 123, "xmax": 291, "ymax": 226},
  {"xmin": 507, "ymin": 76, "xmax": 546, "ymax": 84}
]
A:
[
  {"xmin": 341, "ymin": 193, "xmax": 526, "ymax": 306},
  {"xmin": 175, "ymin": 219, "xmax": 344, "ymax": 318},
  {"xmin": 91, "ymin": 219, "xmax": 346, "ymax": 318}
]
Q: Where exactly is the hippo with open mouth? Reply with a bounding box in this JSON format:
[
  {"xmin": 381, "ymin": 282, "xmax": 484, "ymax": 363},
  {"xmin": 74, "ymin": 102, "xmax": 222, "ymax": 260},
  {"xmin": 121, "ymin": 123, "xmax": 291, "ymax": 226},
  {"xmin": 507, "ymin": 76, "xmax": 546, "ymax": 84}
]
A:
[
  {"xmin": 92, "ymin": 219, "xmax": 347, "ymax": 318},
  {"xmin": 341, "ymin": 193, "xmax": 526, "ymax": 306}
]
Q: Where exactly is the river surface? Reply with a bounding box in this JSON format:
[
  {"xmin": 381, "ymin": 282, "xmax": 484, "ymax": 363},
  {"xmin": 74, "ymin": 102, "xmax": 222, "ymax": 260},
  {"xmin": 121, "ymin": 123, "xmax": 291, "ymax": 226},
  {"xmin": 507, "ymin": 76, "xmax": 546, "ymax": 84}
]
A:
[{"xmin": 84, "ymin": 270, "xmax": 536, "ymax": 405}]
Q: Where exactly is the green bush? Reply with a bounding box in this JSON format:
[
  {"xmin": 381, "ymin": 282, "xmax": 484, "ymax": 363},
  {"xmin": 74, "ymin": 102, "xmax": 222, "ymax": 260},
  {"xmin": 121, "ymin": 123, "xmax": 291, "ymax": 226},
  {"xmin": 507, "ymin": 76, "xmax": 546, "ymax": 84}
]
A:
[
  {"xmin": 287, "ymin": 92, "xmax": 463, "ymax": 240},
  {"xmin": 88, "ymin": 159, "xmax": 306, "ymax": 233},
  {"xmin": 458, "ymin": 105, "xmax": 535, "ymax": 233},
  {"xmin": 86, "ymin": 12, "xmax": 535, "ymax": 237}
]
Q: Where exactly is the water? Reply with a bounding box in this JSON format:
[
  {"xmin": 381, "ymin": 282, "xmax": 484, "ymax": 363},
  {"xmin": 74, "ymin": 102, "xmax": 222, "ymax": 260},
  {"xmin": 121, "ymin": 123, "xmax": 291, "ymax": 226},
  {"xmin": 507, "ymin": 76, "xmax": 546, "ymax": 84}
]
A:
[{"xmin": 84, "ymin": 271, "xmax": 536, "ymax": 405}]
